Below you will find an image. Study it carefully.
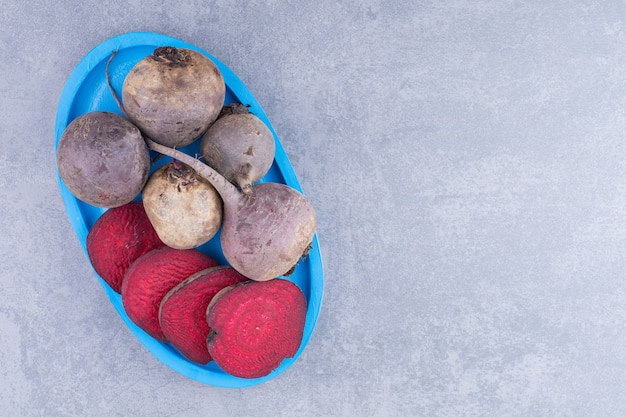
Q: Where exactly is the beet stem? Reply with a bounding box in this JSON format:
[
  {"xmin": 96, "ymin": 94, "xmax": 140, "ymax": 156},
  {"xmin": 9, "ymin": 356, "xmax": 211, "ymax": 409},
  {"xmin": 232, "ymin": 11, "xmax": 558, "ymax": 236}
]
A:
[
  {"xmin": 150, "ymin": 153, "xmax": 165, "ymax": 166},
  {"xmin": 106, "ymin": 50, "xmax": 129, "ymax": 119},
  {"xmin": 144, "ymin": 137, "xmax": 239, "ymax": 200}
]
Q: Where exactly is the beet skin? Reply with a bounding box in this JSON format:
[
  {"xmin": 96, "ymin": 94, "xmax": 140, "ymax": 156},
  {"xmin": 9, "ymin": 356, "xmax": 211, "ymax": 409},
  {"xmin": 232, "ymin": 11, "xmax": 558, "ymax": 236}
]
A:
[
  {"xmin": 86, "ymin": 202, "xmax": 165, "ymax": 293},
  {"xmin": 122, "ymin": 47, "xmax": 225, "ymax": 148},
  {"xmin": 56, "ymin": 111, "xmax": 151, "ymax": 208},
  {"xmin": 206, "ymin": 279, "xmax": 307, "ymax": 378},
  {"xmin": 159, "ymin": 266, "xmax": 249, "ymax": 364},
  {"xmin": 121, "ymin": 246, "xmax": 219, "ymax": 341}
]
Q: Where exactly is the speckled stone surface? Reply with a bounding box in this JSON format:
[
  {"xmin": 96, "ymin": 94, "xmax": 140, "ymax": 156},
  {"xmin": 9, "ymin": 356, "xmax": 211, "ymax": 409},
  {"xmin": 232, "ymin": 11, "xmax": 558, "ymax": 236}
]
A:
[{"xmin": 3, "ymin": 1, "xmax": 626, "ymax": 415}]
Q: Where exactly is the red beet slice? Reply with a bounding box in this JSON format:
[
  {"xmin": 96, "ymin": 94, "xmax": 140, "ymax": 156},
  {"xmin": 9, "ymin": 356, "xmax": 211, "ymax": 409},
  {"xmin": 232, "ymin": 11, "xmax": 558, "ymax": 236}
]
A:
[
  {"xmin": 159, "ymin": 266, "xmax": 249, "ymax": 364},
  {"xmin": 121, "ymin": 246, "xmax": 218, "ymax": 341},
  {"xmin": 86, "ymin": 202, "xmax": 165, "ymax": 293},
  {"xmin": 206, "ymin": 279, "xmax": 307, "ymax": 379}
]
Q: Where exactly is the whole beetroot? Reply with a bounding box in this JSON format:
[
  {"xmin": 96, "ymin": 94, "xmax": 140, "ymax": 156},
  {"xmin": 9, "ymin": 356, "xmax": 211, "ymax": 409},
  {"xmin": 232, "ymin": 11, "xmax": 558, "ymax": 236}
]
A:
[
  {"xmin": 200, "ymin": 103, "xmax": 275, "ymax": 193},
  {"xmin": 121, "ymin": 246, "xmax": 219, "ymax": 341},
  {"xmin": 86, "ymin": 202, "xmax": 165, "ymax": 293},
  {"xmin": 122, "ymin": 46, "xmax": 226, "ymax": 147},
  {"xmin": 56, "ymin": 111, "xmax": 150, "ymax": 208},
  {"xmin": 142, "ymin": 161, "xmax": 223, "ymax": 250}
]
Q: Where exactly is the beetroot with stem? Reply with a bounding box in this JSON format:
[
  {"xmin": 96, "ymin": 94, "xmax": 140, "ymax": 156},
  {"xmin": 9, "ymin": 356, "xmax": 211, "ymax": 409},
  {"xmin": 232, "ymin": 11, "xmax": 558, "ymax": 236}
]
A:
[
  {"xmin": 159, "ymin": 266, "xmax": 249, "ymax": 364},
  {"xmin": 205, "ymin": 279, "xmax": 307, "ymax": 379},
  {"xmin": 86, "ymin": 202, "xmax": 165, "ymax": 293},
  {"xmin": 121, "ymin": 246, "xmax": 219, "ymax": 341},
  {"xmin": 145, "ymin": 138, "xmax": 316, "ymax": 282}
]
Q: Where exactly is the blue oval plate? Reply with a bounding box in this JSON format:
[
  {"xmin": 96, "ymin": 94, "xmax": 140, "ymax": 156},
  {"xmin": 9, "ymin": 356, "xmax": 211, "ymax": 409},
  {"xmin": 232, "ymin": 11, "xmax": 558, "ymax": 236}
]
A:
[{"xmin": 54, "ymin": 32, "xmax": 323, "ymax": 388}]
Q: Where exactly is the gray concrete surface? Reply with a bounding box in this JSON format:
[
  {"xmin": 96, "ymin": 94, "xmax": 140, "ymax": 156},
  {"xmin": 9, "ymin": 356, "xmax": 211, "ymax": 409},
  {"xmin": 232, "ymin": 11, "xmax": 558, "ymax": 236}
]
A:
[{"xmin": 3, "ymin": 0, "xmax": 626, "ymax": 415}]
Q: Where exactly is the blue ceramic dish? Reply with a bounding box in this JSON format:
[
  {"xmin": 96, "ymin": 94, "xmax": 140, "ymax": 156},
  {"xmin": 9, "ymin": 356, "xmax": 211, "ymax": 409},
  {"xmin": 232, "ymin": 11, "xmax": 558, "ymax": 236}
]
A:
[{"xmin": 54, "ymin": 32, "xmax": 323, "ymax": 388}]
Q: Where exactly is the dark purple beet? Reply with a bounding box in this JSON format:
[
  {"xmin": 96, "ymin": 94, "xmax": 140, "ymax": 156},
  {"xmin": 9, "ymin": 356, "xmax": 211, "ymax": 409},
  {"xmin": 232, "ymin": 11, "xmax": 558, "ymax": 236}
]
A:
[{"xmin": 56, "ymin": 111, "xmax": 150, "ymax": 208}]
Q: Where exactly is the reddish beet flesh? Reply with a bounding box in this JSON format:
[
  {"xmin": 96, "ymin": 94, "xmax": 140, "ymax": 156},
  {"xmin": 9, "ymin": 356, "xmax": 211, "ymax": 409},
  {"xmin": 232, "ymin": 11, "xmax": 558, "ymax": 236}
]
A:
[
  {"xmin": 206, "ymin": 279, "xmax": 307, "ymax": 378},
  {"xmin": 86, "ymin": 202, "xmax": 165, "ymax": 293},
  {"xmin": 121, "ymin": 247, "xmax": 219, "ymax": 341},
  {"xmin": 159, "ymin": 266, "xmax": 249, "ymax": 364}
]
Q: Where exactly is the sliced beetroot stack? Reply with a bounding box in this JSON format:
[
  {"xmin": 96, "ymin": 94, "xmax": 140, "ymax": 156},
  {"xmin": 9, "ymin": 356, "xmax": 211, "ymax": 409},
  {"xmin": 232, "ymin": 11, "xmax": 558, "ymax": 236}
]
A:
[
  {"xmin": 159, "ymin": 266, "xmax": 249, "ymax": 364},
  {"xmin": 206, "ymin": 279, "xmax": 307, "ymax": 379},
  {"xmin": 121, "ymin": 246, "xmax": 219, "ymax": 341},
  {"xmin": 86, "ymin": 202, "xmax": 165, "ymax": 293}
]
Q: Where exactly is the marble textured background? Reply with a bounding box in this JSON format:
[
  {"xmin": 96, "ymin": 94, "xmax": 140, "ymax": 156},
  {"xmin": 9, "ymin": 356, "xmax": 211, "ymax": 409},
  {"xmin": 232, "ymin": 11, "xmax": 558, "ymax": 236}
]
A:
[{"xmin": 3, "ymin": 1, "xmax": 626, "ymax": 415}]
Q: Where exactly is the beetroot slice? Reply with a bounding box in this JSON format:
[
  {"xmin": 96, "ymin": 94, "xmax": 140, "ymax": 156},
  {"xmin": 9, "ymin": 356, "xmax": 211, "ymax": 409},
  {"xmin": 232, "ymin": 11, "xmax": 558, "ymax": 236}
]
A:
[
  {"xmin": 121, "ymin": 246, "xmax": 219, "ymax": 341},
  {"xmin": 159, "ymin": 266, "xmax": 249, "ymax": 364},
  {"xmin": 206, "ymin": 279, "xmax": 307, "ymax": 379},
  {"xmin": 86, "ymin": 202, "xmax": 165, "ymax": 293}
]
